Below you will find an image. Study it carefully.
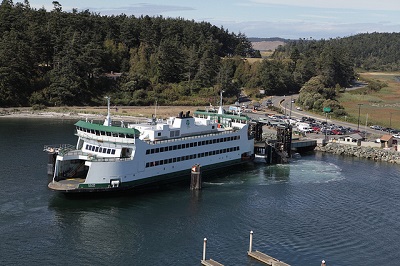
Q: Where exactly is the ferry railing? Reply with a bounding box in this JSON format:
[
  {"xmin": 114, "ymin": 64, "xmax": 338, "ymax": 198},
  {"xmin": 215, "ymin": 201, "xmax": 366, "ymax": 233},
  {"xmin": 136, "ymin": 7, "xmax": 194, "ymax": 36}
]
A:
[
  {"xmin": 43, "ymin": 144, "xmax": 76, "ymax": 154},
  {"xmin": 143, "ymin": 128, "xmax": 242, "ymax": 145}
]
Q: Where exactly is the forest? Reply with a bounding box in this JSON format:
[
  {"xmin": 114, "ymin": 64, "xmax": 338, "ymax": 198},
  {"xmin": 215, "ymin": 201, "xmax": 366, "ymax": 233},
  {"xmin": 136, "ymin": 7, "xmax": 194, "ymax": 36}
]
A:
[{"xmin": 0, "ymin": 1, "xmax": 399, "ymax": 111}]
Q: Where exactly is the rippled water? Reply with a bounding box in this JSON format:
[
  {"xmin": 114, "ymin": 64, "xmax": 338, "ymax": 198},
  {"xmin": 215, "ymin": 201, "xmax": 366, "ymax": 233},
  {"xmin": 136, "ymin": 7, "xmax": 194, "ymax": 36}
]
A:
[{"xmin": 1, "ymin": 118, "xmax": 400, "ymax": 265}]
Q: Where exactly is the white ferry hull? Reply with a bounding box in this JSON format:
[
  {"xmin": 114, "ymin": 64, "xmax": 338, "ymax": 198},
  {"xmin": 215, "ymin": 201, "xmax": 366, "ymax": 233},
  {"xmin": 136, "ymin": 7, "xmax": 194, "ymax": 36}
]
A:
[{"xmin": 46, "ymin": 109, "xmax": 256, "ymax": 194}]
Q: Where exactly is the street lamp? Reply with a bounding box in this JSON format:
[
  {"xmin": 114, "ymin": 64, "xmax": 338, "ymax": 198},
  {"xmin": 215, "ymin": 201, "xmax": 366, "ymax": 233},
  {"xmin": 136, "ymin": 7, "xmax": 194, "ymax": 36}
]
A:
[{"xmin": 357, "ymin": 104, "xmax": 363, "ymax": 131}]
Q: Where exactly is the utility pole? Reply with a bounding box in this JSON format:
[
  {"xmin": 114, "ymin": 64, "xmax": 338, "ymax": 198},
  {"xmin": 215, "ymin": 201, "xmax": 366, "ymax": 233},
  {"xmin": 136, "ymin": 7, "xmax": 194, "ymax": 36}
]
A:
[{"xmin": 357, "ymin": 104, "xmax": 363, "ymax": 131}]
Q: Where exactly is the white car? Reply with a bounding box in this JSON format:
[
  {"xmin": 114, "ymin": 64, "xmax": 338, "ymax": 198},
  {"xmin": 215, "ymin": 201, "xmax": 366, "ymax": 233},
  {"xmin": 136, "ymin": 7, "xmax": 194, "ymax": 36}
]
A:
[{"xmin": 392, "ymin": 134, "xmax": 400, "ymax": 139}]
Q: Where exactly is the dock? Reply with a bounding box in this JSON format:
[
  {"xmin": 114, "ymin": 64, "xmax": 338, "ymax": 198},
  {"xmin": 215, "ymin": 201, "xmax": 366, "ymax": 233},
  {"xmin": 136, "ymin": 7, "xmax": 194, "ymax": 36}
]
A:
[
  {"xmin": 247, "ymin": 231, "xmax": 290, "ymax": 266},
  {"xmin": 201, "ymin": 259, "xmax": 224, "ymax": 266},
  {"xmin": 248, "ymin": 250, "xmax": 290, "ymax": 266},
  {"xmin": 201, "ymin": 238, "xmax": 224, "ymax": 266}
]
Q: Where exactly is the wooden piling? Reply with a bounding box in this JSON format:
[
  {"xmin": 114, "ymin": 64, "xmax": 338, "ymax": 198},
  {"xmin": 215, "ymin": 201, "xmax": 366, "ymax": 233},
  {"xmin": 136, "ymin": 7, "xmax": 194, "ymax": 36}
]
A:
[{"xmin": 190, "ymin": 164, "xmax": 202, "ymax": 190}]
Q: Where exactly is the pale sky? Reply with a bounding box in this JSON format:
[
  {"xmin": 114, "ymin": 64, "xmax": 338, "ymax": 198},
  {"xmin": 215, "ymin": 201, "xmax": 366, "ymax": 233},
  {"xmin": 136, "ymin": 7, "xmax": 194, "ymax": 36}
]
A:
[{"xmin": 28, "ymin": 0, "xmax": 400, "ymax": 39}]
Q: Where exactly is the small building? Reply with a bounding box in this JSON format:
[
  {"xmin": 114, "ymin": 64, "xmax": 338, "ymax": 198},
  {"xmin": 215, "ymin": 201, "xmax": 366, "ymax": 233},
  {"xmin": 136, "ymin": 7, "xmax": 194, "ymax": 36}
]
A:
[
  {"xmin": 380, "ymin": 134, "xmax": 394, "ymax": 148},
  {"xmin": 344, "ymin": 133, "xmax": 363, "ymax": 145}
]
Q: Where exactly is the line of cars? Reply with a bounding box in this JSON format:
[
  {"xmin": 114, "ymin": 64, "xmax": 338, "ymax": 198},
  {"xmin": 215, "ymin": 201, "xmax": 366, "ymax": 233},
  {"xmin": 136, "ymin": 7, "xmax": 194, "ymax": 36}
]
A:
[{"xmin": 370, "ymin": 125, "xmax": 400, "ymax": 138}]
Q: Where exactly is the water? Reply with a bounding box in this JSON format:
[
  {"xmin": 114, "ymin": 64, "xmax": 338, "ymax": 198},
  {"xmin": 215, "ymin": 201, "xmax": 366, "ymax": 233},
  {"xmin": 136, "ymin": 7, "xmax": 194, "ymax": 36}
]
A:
[{"xmin": 1, "ymin": 118, "xmax": 400, "ymax": 265}]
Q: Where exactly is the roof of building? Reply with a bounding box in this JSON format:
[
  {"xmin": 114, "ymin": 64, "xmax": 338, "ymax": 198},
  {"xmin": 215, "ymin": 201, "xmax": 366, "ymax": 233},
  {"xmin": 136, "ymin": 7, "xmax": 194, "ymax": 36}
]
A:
[{"xmin": 380, "ymin": 134, "xmax": 393, "ymax": 141}]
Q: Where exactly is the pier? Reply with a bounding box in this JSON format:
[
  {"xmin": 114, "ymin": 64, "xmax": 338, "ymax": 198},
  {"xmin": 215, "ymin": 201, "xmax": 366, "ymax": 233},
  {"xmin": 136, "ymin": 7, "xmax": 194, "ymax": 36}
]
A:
[
  {"xmin": 247, "ymin": 231, "xmax": 290, "ymax": 266},
  {"xmin": 201, "ymin": 238, "xmax": 224, "ymax": 266}
]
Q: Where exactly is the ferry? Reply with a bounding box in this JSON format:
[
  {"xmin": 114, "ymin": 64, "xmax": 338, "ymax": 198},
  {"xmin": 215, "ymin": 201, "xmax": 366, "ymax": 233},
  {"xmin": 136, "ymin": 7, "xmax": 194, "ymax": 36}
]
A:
[{"xmin": 44, "ymin": 97, "xmax": 258, "ymax": 193}]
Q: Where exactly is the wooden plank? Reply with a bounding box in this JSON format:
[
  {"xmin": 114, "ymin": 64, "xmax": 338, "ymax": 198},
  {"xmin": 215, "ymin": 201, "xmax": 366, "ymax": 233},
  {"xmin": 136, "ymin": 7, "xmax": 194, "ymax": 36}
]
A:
[
  {"xmin": 201, "ymin": 259, "xmax": 224, "ymax": 266},
  {"xmin": 248, "ymin": 250, "xmax": 290, "ymax": 266}
]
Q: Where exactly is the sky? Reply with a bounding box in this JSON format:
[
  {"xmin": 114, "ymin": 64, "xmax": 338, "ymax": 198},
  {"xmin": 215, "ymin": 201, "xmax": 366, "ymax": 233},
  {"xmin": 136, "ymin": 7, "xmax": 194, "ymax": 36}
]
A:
[{"xmin": 28, "ymin": 0, "xmax": 400, "ymax": 39}]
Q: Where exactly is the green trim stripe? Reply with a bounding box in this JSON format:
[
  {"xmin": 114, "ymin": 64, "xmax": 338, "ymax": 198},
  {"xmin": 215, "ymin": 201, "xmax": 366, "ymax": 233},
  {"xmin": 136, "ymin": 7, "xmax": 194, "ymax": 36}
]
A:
[{"xmin": 75, "ymin": 120, "xmax": 140, "ymax": 135}]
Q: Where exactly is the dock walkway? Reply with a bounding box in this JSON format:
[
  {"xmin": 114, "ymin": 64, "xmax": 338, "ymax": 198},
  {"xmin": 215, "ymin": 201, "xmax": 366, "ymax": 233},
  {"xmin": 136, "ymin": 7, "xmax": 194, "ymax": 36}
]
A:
[
  {"xmin": 201, "ymin": 259, "xmax": 224, "ymax": 266},
  {"xmin": 248, "ymin": 250, "xmax": 290, "ymax": 266}
]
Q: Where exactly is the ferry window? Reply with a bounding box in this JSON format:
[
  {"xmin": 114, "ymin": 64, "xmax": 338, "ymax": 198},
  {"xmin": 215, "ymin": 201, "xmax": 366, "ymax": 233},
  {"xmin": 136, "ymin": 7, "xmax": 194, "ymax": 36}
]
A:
[
  {"xmin": 107, "ymin": 149, "xmax": 111, "ymax": 154},
  {"xmin": 103, "ymin": 148, "xmax": 107, "ymax": 153},
  {"xmin": 155, "ymin": 148, "xmax": 159, "ymax": 153},
  {"xmin": 155, "ymin": 161, "xmax": 159, "ymax": 166},
  {"xmin": 217, "ymin": 139, "xmax": 220, "ymax": 143},
  {"xmin": 168, "ymin": 159, "xmax": 172, "ymax": 163},
  {"xmin": 224, "ymin": 138, "xmax": 227, "ymax": 142},
  {"xmin": 146, "ymin": 150, "xmax": 150, "ymax": 154},
  {"xmin": 107, "ymin": 132, "xmax": 111, "ymax": 136},
  {"xmin": 186, "ymin": 143, "xmax": 190, "ymax": 148},
  {"xmin": 173, "ymin": 158, "xmax": 176, "ymax": 162},
  {"xmin": 160, "ymin": 160, "xmax": 164, "ymax": 165},
  {"xmin": 86, "ymin": 144, "xmax": 89, "ymax": 149},
  {"xmin": 178, "ymin": 144, "xmax": 181, "ymax": 149},
  {"xmin": 164, "ymin": 159, "xmax": 168, "ymax": 164},
  {"xmin": 223, "ymin": 149, "xmax": 227, "ymax": 153},
  {"xmin": 177, "ymin": 157, "xmax": 181, "ymax": 162},
  {"xmin": 189, "ymin": 155, "xmax": 193, "ymax": 159},
  {"xmin": 160, "ymin": 147, "xmax": 164, "ymax": 152},
  {"xmin": 212, "ymin": 126, "xmax": 215, "ymax": 129},
  {"xmin": 185, "ymin": 155, "xmax": 189, "ymax": 160},
  {"xmin": 170, "ymin": 132, "xmax": 174, "ymax": 138},
  {"xmin": 146, "ymin": 162, "xmax": 149, "ymax": 167},
  {"xmin": 205, "ymin": 152, "xmax": 209, "ymax": 156},
  {"xmin": 237, "ymin": 146, "xmax": 239, "ymax": 150},
  {"xmin": 202, "ymin": 141, "xmax": 205, "ymax": 145},
  {"xmin": 95, "ymin": 147, "xmax": 99, "ymax": 152},
  {"xmin": 101, "ymin": 131, "xmax": 105, "ymax": 136},
  {"xmin": 151, "ymin": 149, "xmax": 154, "ymax": 154},
  {"xmin": 95, "ymin": 130, "xmax": 100, "ymax": 136},
  {"xmin": 157, "ymin": 132, "xmax": 161, "ymax": 136},
  {"xmin": 190, "ymin": 143, "xmax": 194, "ymax": 147},
  {"xmin": 181, "ymin": 156, "xmax": 185, "ymax": 161},
  {"xmin": 111, "ymin": 149, "xmax": 116, "ymax": 154},
  {"xmin": 213, "ymin": 139, "xmax": 216, "ymax": 144},
  {"xmin": 91, "ymin": 146, "xmax": 95, "ymax": 151},
  {"xmin": 238, "ymin": 136, "xmax": 240, "ymax": 140},
  {"xmin": 194, "ymin": 142, "xmax": 197, "ymax": 147},
  {"xmin": 216, "ymin": 150, "xmax": 220, "ymax": 154}
]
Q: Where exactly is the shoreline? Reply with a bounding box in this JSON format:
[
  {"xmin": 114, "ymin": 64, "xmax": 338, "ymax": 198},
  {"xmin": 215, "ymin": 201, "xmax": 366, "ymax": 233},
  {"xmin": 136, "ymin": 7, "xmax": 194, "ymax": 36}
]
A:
[{"xmin": 0, "ymin": 106, "xmax": 199, "ymax": 122}]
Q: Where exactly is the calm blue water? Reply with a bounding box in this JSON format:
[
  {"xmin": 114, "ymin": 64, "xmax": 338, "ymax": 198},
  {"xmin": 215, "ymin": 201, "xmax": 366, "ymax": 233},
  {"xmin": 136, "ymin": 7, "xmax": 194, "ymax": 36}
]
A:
[{"xmin": 1, "ymin": 118, "xmax": 400, "ymax": 266}]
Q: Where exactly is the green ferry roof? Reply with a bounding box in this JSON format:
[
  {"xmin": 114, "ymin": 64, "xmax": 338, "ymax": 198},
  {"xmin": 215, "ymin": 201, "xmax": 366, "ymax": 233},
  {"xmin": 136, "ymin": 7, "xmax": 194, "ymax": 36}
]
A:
[
  {"xmin": 194, "ymin": 110, "xmax": 250, "ymax": 121},
  {"xmin": 75, "ymin": 120, "xmax": 140, "ymax": 135}
]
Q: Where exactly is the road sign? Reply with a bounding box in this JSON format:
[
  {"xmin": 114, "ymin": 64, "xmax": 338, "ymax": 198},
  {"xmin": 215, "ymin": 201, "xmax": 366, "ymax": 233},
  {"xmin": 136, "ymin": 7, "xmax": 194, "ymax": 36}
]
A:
[{"xmin": 323, "ymin": 107, "xmax": 331, "ymax": 113}]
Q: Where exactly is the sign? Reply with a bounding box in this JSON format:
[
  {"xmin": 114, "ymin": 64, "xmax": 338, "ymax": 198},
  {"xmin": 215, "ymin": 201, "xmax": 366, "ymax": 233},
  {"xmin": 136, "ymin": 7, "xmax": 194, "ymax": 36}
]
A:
[{"xmin": 323, "ymin": 107, "xmax": 331, "ymax": 113}]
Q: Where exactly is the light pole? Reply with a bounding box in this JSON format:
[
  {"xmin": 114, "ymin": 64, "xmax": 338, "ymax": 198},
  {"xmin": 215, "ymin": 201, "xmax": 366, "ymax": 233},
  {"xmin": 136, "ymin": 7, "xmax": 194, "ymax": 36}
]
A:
[{"xmin": 357, "ymin": 104, "xmax": 363, "ymax": 131}]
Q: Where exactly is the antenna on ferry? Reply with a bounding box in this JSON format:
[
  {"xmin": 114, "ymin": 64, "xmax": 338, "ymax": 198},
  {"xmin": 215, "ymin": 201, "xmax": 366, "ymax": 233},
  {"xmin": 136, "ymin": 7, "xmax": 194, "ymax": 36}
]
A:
[
  {"xmin": 218, "ymin": 90, "xmax": 225, "ymax": 114},
  {"xmin": 103, "ymin": 96, "xmax": 112, "ymax": 126}
]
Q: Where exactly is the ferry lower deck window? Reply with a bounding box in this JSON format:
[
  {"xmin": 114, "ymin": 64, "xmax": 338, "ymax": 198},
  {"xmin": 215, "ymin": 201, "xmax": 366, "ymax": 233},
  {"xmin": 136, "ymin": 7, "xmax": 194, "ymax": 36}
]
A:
[
  {"xmin": 102, "ymin": 148, "xmax": 107, "ymax": 153},
  {"xmin": 107, "ymin": 149, "xmax": 111, "ymax": 154},
  {"xmin": 111, "ymin": 149, "xmax": 115, "ymax": 154},
  {"xmin": 91, "ymin": 146, "xmax": 95, "ymax": 151},
  {"xmin": 146, "ymin": 162, "xmax": 150, "ymax": 167},
  {"xmin": 160, "ymin": 147, "xmax": 164, "ymax": 152},
  {"xmin": 86, "ymin": 144, "xmax": 89, "ymax": 149},
  {"xmin": 95, "ymin": 147, "xmax": 99, "ymax": 152},
  {"xmin": 146, "ymin": 150, "xmax": 150, "ymax": 154}
]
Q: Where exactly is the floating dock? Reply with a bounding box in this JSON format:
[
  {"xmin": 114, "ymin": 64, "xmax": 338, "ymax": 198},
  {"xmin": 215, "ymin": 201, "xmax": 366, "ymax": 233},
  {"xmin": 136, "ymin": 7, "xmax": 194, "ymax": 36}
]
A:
[
  {"xmin": 201, "ymin": 238, "xmax": 224, "ymax": 266},
  {"xmin": 247, "ymin": 231, "xmax": 290, "ymax": 266},
  {"xmin": 248, "ymin": 250, "xmax": 290, "ymax": 266},
  {"xmin": 201, "ymin": 258, "xmax": 224, "ymax": 266}
]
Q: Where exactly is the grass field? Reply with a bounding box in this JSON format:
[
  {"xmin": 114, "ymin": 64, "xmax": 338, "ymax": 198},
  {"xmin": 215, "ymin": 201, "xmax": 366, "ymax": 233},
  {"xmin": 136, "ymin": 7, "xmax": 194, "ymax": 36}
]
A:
[{"xmin": 339, "ymin": 72, "xmax": 400, "ymax": 130}]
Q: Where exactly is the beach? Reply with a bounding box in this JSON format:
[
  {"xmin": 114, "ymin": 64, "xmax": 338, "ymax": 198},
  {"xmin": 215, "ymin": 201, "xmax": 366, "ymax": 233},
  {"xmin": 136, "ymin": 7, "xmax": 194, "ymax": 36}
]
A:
[{"xmin": 0, "ymin": 106, "xmax": 200, "ymax": 121}]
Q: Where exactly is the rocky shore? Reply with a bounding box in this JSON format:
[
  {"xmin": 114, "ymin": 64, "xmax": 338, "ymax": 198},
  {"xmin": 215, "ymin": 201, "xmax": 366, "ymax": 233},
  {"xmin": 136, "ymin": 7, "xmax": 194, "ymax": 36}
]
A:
[{"xmin": 315, "ymin": 142, "xmax": 400, "ymax": 164}]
